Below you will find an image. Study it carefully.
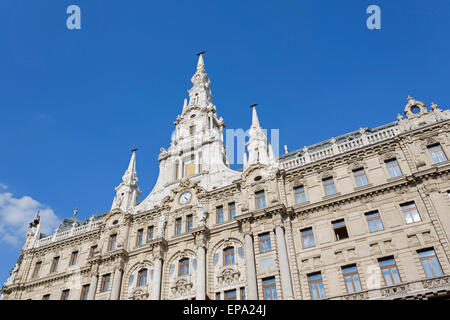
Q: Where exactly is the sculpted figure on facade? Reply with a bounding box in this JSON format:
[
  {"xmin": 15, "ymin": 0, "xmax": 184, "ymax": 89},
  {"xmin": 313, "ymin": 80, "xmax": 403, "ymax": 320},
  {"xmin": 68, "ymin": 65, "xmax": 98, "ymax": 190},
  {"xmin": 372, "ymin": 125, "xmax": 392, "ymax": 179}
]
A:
[
  {"xmin": 156, "ymin": 212, "xmax": 167, "ymax": 238},
  {"xmin": 197, "ymin": 201, "xmax": 208, "ymax": 227}
]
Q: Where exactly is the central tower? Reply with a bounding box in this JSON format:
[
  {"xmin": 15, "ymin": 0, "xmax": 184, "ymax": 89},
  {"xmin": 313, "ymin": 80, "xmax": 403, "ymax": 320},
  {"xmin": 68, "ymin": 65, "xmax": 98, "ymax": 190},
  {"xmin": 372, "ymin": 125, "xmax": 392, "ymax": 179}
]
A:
[{"xmin": 136, "ymin": 53, "xmax": 241, "ymax": 212}]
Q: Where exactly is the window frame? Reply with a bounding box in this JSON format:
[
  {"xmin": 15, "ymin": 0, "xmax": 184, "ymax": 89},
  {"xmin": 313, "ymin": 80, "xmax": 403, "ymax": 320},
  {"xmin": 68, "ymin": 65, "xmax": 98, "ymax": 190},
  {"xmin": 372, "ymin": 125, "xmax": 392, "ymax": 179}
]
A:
[
  {"xmin": 60, "ymin": 289, "xmax": 70, "ymax": 300},
  {"xmin": 255, "ymin": 190, "xmax": 267, "ymax": 209},
  {"xmin": 69, "ymin": 251, "xmax": 78, "ymax": 266},
  {"xmin": 224, "ymin": 289, "xmax": 237, "ymax": 300},
  {"xmin": 175, "ymin": 217, "xmax": 182, "ymax": 235},
  {"xmin": 136, "ymin": 228, "xmax": 144, "ymax": 247},
  {"xmin": 294, "ymin": 186, "xmax": 307, "ymax": 204},
  {"xmin": 385, "ymin": 159, "xmax": 402, "ymax": 178},
  {"xmin": 186, "ymin": 215, "xmax": 193, "ymax": 232},
  {"xmin": 332, "ymin": 219, "xmax": 349, "ymax": 241},
  {"xmin": 262, "ymin": 277, "xmax": 277, "ymax": 300},
  {"xmin": 342, "ymin": 265, "xmax": 362, "ymax": 294},
  {"xmin": 378, "ymin": 257, "xmax": 402, "ymax": 286},
  {"xmin": 32, "ymin": 261, "xmax": 42, "ymax": 278},
  {"xmin": 100, "ymin": 274, "xmax": 111, "ymax": 292},
  {"xmin": 137, "ymin": 269, "xmax": 148, "ymax": 287},
  {"xmin": 229, "ymin": 202, "xmax": 236, "ymax": 220},
  {"xmin": 365, "ymin": 211, "xmax": 384, "ymax": 232},
  {"xmin": 50, "ymin": 256, "xmax": 60, "ymax": 273},
  {"xmin": 323, "ymin": 177, "xmax": 337, "ymax": 196},
  {"xmin": 80, "ymin": 284, "xmax": 90, "ymax": 300},
  {"xmin": 223, "ymin": 247, "xmax": 236, "ymax": 265},
  {"xmin": 307, "ymin": 272, "xmax": 326, "ymax": 300},
  {"xmin": 258, "ymin": 232, "xmax": 272, "ymax": 253},
  {"xmin": 353, "ymin": 168, "xmax": 369, "ymax": 187},
  {"xmin": 400, "ymin": 202, "xmax": 421, "ymax": 224},
  {"xmin": 216, "ymin": 206, "xmax": 224, "ymax": 224},
  {"xmin": 89, "ymin": 245, "xmax": 97, "ymax": 258},
  {"xmin": 427, "ymin": 144, "xmax": 447, "ymax": 164},
  {"xmin": 108, "ymin": 234, "xmax": 117, "ymax": 252},
  {"xmin": 301, "ymin": 228, "xmax": 315, "ymax": 249},
  {"xmin": 148, "ymin": 226, "xmax": 154, "ymax": 241},
  {"xmin": 418, "ymin": 249, "xmax": 444, "ymax": 278},
  {"xmin": 178, "ymin": 258, "xmax": 190, "ymax": 276}
]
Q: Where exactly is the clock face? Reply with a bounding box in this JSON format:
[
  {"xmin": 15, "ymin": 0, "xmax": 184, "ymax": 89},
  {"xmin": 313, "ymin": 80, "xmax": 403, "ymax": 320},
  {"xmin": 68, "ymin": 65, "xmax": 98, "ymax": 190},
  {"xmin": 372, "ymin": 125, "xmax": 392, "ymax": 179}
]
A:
[{"xmin": 179, "ymin": 191, "xmax": 192, "ymax": 204}]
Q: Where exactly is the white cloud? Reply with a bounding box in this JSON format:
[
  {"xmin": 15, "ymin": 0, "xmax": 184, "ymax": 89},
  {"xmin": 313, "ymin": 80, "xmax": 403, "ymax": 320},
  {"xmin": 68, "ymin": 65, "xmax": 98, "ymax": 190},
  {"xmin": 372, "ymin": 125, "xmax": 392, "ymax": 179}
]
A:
[
  {"xmin": 0, "ymin": 183, "xmax": 7, "ymax": 190},
  {"xmin": 0, "ymin": 184, "xmax": 59, "ymax": 247}
]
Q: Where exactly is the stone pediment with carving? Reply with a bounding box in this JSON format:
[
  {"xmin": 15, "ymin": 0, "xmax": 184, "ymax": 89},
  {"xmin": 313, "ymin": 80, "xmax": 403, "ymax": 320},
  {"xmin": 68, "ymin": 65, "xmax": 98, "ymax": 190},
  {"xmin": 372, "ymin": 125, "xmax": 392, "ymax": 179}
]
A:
[
  {"xmin": 241, "ymin": 163, "xmax": 277, "ymax": 187},
  {"xmin": 217, "ymin": 267, "xmax": 241, "ymax": 288},
  {"xmin": 170, "ymin": 277, "xmax": 194, "ymax": 299},
  {"xmin": 130, "ymin": 287, "xmax": 149, "ymax": 300}
]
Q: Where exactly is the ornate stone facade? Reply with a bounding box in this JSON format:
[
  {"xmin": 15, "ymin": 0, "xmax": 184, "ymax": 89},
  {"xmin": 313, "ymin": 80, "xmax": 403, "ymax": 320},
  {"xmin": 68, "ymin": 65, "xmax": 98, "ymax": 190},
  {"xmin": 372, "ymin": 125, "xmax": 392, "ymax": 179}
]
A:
[{"xmin": 2, "ymin": 55, "xmax": 450, "ymax": 300}]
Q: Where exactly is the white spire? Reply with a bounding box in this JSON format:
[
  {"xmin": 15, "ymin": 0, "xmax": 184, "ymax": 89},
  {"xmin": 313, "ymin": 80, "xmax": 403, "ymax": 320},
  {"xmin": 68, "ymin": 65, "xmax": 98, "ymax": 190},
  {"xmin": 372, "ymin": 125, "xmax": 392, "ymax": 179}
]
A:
[
  {"xmin": 111, "ymin": 149, "xmax": 142, "ymax": 212},
  {"xmin": 197, "ymin": 51, "xmax": 205, "ymax": 71},
  {"xmin": 244, "ymin": 105, "xmax": 277, "ymax": 169}
]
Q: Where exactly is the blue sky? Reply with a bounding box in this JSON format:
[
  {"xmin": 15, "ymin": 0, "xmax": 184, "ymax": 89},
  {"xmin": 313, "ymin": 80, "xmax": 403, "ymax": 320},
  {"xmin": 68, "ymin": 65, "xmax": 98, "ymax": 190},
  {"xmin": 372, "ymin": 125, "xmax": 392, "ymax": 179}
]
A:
[{"xmin": 0, "ymin": 0, "xmax": 449, "ymax": 286}]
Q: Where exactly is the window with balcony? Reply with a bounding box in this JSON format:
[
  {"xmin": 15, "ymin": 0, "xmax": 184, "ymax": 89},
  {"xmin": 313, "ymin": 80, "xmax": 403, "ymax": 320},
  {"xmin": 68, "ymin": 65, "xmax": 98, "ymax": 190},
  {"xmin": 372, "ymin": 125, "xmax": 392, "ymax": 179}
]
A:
[
  {"xmin": 385, "ymin": 159, "xmax": 402, "ymax": 178},
  {"xmin": 365, "ymin": 211, "xmax": 384, "ymax": 232},
  {"xmin": 294, "ymin": 186, "xmax": 307, "ymax": 204},
  {"xmin": 323, "ymin": 177, "xmax": 337, "ymax": 196},
  {"xmin": 301, "ymin": 228, "xmax": 315, "ymax": 249},
  {"xmin": 400, "ymin": 202, "xmax": 421, "ymax": 224},
  {"xmin": 342, "ymin": 265, "xmax": 362, "ymax": 294},
  {"xmin": 428, "ymin": 144, "xmax": 447, "ymax": 164},
  {"xmin": 418, "ymin": 249, "xmax": 443, "ymax": 278},
  {"xmin": 332, "ymin": 219, "xmax": 349, "ymax": 241},
  {"xmin": 255, "ymin": 191, "xmax": 267, "ymax": 209},
  {"xmin": 307, "ymin": 272, "xmax": 325, "ymax": 300},
  {"xmin": 378, "ymin": 257, "xmax": 401, "ymax": 286}
]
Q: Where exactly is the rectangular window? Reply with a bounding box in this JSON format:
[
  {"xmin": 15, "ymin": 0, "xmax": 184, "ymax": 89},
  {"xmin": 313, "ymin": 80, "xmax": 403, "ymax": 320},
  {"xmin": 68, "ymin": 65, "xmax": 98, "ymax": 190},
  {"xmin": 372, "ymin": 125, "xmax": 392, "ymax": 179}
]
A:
[
  {"xmin": 136, "ymin": 229, "xmax": 144, "ymax": 246},
  {"xmin": 175, "ymin": 218, "xmax": 182, "ymax": 235},
  {"xmin": 240, "ymin": 287, "xmax": 246, "ymax": 300},
  {"xmin": 215, "ymin": 292, "xmax": 221, "ymax": 300},
  {"xmin": 255, "ymin": 191, "xmax": 267, "ymax": 209},
  {"xmin": 224, "ymin": 289, "xmax": 237, "ymax": 300},
  {"xmin": 418, "ymin": 249, "xmax": 443, "ymax": 278},
  {"xmin": 258, "ymin": 233, "xmax": 272, "ymax": 253},
  {"xmin": 42, "ymin": 294, "xmax": 50, "ymax": 300},
  {"xmin": 224, "ymin": 247, "xmax": 235, "ymax": 265},
  {"xmin": 186, "ymin": 215, "xmax": 193, "ymax": 232},
  {"xmin": 80, "ymin": 284, "xmax": 90, "ymax": 300},
  {"xmin": 32, "ymin": 261, "xmax": 42, "ymax": 278},
  {"xmin": 108, "ymin": 234, "xmax": 117, "ymax": 251},
  {"xmin": 216, "ymin": 206, "xmax": 224, "ymax": 224},
  {"xmin": 428, "ymin": 144, "xmax": 447, "ymax": 164},
  {"xmin": 323, "ymin": 177, "xmax": 337, "ymax": 196},
  {"xmin": 100, "ymin": 274, "xmax": 111, "ymax": 292},
  {"xmin": 148, "ymin": 226, "xmax": 154, "ymax": 241},
  {"xmin": 400, "ymin": 202, "xmax": 421, "ymax": 224},
  {"xmin": 365, "ymin": 211, "xmax": 384, "ymax": 232},
  {"xmin": 50, "ymin": 256, "xmax": 60, "ymax": 273},
  {"xmin": 378, "ymin": 257, "xmax": 401, "ymax": 286},
  {"xmin": 262, "ymin": 277, "xmax": 277, "ymax": 300},
  {"xmin": 386, "ymin": 159, "xmax": 402, "ymax": 178},
  {"xmin": 301, "ymin": 228, "xmax": 315, "ymax": 249},
  {"xmin": 137, "ymin": 269, "xmax": 148, "ymax": 287},
  {"xmin": 332, "ymin": 219, "xmax": 349, "ymax": 241},
  {"xmin": 308, "ymin": 273, "xmax": 326, "ymax": 300},
  {"xmin": 342, "ymin": 265, "xmax": 362, "ymax": 294},
  {"xmin": 353, "ymin": 168, "xmax": 368, "ymax": 187},
  {"xmin": 189, "ymin": 125, "xmax": 195, "ymax": 136},
  {"xmin": 229, "ymin": 202, "xmax": 236, "ymax": 220},
  {"xmin": 89, "ymin": 245, "xmax": 97, "ymax": 258},
  {"xmin": 60, "ymin": 289, "xmax": 70, "ymax": 300},
  {"xmin": 294, "ymin": 186, "xmax": 307, "ymax": 204},
  {"xmin": 69, "ymin": 251, "xmax": 78, "ymax": 266},
  {"xmin": 179, "ymin": 258, "xmax": 189, "ymax": 276}
]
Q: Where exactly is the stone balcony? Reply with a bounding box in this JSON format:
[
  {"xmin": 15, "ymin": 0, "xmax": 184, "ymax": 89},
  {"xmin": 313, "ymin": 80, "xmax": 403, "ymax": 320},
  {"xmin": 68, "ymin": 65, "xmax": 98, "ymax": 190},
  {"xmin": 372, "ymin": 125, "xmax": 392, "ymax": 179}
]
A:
[{"xmin": 328, "ymin": 275, "xmax": 450, "ymax": 300}]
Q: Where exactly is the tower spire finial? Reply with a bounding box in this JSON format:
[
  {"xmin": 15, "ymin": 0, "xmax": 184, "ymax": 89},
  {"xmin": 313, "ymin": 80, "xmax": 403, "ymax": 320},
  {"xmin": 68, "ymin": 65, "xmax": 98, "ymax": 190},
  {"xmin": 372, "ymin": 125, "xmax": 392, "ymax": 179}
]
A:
[
  {"xmin": 196, "ymin": 51, "xmax": 206, "ymax": 70},
  {"xmin": 250, "ymin": 104, "xmax": 261, "ymax": 128}
]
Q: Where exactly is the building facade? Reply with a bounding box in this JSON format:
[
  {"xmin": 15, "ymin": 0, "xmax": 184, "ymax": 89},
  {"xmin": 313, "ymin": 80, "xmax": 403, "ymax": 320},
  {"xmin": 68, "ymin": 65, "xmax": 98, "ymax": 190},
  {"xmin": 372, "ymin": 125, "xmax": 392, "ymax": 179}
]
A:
[{"xmin": 2, "ymin": 54, "xmax": 450, "ymax": 300}]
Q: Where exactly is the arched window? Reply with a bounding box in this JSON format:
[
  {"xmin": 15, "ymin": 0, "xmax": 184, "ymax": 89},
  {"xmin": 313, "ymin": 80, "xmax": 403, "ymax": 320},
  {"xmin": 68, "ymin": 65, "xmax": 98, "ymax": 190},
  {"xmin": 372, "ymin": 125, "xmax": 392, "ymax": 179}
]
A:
[
  {"xmin": 137, "ymin": 269, "xmax": 147, "ymax": 287},
  {"xmin": 179, "ymin": 258, "xmax": 189, "ymax": 276},
  {"xmin": 223, "ymin": 247, "xmax": 235, "ymax": 265}
]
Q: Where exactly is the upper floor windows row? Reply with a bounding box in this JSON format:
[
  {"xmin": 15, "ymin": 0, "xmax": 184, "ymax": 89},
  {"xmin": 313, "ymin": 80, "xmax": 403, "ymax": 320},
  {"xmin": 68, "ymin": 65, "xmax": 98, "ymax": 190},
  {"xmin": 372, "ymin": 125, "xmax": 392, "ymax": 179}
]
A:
[{"xmin": 215, "ymin": 202, "xmax": 236, "ymax": 224}]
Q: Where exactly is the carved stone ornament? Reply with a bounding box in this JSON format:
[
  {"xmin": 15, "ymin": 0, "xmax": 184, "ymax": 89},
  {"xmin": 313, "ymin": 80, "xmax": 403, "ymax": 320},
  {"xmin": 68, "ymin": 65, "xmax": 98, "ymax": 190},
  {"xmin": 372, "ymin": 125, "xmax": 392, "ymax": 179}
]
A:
[
  {"xmin": 217, "ymin": 267, "xmax": 240, "ymax": 287},
  {"xmin": 130, "ymin": 287, "xmax": 149, "ymax": 300},
  {"xmin": 171, "ymin": 278, "xmax": 193, "ymax": 297}
]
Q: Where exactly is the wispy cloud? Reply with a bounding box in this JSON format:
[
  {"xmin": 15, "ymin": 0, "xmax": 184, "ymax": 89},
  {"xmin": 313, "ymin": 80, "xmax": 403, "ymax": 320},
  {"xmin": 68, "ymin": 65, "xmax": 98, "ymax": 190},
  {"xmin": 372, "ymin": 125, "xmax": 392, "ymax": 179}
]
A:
[{"xmin": 0, "ymin": 184, "xmax": 59, "ymax": 247}]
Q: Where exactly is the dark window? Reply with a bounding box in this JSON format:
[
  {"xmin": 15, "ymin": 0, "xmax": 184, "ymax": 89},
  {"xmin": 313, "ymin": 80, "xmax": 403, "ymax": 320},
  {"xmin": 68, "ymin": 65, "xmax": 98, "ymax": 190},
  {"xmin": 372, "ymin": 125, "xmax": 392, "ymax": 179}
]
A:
[
  {"xmin": 42, "ymin": 294, "xmax": 50, "ymax": 300},
  {"xmin": 50, "ymin": 257, "xmax": 60, "ymax": 273},
  {"xmin": 89, "ymin": 245, "xmax": 98, "ymax": 258},
  {"xmin": 60, "ymin": 289, "xmax": 70, "ymax": 300},
  {"xmin": 69, "ymin": 251, "xmax": 78, "ymax": 266},
  {"xmin": 332, "ymin": 219, "xmax": 349, "ymax": 240},
  {"xmin": 32, "ymin": 262, "xmax": 42, "ymax": 278}
]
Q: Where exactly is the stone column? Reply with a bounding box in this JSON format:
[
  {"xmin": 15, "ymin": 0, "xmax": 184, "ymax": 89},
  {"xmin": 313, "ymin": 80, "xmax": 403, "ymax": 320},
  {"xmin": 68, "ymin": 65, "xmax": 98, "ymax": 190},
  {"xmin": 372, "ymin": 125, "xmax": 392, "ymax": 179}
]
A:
[
  {"xmin": 150, "ymin": 258, "xmax": 163, "ymax": 300},
  {"xmin": 110, "ymin": 268, "xmax": 123, "ymax": 300},
  {"xmin": 275, "ymin": 225, "xmax": 294, "ymax": 300},
  {"xmin": 244, "ymin": 233, "xmax": 258, "ymax": 300},
  {"xmin": 87, "ymin": 274, "xmax": 98, "ymax": 300},
  {"xmin": 196, "ymin": 245, "xmax": 206, "ymax": 300}
]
